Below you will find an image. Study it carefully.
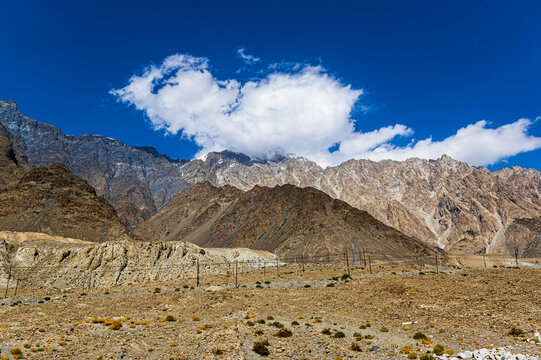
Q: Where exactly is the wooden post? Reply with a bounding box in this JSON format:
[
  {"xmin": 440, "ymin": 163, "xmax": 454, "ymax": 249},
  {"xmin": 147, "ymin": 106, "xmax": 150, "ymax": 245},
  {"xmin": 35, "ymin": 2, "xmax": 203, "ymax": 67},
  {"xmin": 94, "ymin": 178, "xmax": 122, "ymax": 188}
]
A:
[
  {"xmin": 301, "ymin": 255, "xmax": 305, "ymax": 273},
  {"xmin": 368, "ymin": 256, "xmax": 372, "ymax": 275},
  {"xmin": 4, "ymin": 265, "xmax": 12, "ymax": 299},
  {"xmin": 14, "ymin": 278, "xmax": 19, "ymax": 298},
  {"xmin": 235, "ymin": 261, "xmax": 238, "ymax": 288},
  {"xmin": 435, "ymin": 251, "xmax": 439, "ymax": 274},
  {"xmin": 483, "ymin": 253, "xmax": 487, "ymax": 268},
  {"xmin": 263, "ymin": 261, "xmax": 266, "ymax": 277},
  {"xmin": 345, "ymin": 251, "xmax": 350, "ymax": 276},
  {"xmin": 196, "ymin": 258, "xmax": 200, "ymax": 287},
  {"xmin": 515, "ymin": 247, "xmax": 519, "ymax": 267}
]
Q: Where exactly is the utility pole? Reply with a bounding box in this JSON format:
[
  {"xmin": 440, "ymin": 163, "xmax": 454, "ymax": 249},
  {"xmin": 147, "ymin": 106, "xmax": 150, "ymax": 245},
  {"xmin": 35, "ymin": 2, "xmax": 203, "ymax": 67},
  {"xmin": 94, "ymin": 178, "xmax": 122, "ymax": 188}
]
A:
[
  {"xmin": 4, "ymin": 265, "xmax": 12, "ymax": 299},
  {"xmin": 515, "ymin": 247, "xmax": 519, "ymax": 267},
  {"xmin": 301, "ymin": 254, "xmax": 305, "ymax": 273},
  {"xmin": 196, "ymin": 258, "xmax": 200, "ymax": 287},
  {"xmin": 345, "ymin": 251, "xmax": 350, "ymax": 276},
  {"xmin": 368, "ymin": 256, "xmax": 372, "ymax": 275},
  {"xmin": 435, "ymin": 250, "xmax": 439, "ymax": 274},
  {"xmin": 235, "ymin": 261, "xmax": 238, "ymax": 288}
]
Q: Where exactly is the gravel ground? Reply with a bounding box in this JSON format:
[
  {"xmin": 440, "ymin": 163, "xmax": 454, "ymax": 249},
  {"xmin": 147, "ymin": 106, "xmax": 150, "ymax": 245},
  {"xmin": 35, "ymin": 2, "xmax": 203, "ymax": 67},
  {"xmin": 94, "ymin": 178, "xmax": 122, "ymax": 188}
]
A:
[{"xmin": 0, "ymin": 266, "xmax": 539, "ymax": 359}]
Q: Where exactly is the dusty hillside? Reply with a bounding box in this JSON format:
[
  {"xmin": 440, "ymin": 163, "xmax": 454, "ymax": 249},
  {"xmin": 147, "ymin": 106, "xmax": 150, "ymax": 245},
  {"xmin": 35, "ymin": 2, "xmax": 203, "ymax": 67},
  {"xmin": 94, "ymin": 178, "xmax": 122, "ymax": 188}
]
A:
[
  {"xmin": 136, "ymin": 182, "xmax": 433, "ymax": 259},
  {"xmin": 0, "ymin": 164, "xmax": 132, "ymax": 242}
]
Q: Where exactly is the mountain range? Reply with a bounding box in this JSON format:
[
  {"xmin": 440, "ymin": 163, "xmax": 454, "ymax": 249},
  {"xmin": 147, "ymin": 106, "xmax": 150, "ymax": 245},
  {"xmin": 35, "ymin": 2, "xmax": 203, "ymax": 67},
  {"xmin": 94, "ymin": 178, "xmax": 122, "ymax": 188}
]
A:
[{"xmin": 1, "ymin": 100, "xmax": 540, "ymax": 256}]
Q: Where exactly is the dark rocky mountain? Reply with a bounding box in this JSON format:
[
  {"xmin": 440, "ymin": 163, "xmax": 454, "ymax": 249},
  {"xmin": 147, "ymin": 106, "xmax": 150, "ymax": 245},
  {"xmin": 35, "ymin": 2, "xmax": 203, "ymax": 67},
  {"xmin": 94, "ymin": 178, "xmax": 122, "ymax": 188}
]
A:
[
  {"xmin": 0, "ymin": 101, "xmax": 189, "ymax": 228},
  {"xmin": 136, "ymin": 182, "xmax": 433, "ymax": 259},
  {"xmin": 0, "ymin": 122, "xmax": 32, "ymax": 188},
  {"xmin": 0, "ymin": 163, "xmax": 132, "ymax": 242},
  {"xmin": 1, "ymin": 100, "xmax": 540, "ymax": 256}
]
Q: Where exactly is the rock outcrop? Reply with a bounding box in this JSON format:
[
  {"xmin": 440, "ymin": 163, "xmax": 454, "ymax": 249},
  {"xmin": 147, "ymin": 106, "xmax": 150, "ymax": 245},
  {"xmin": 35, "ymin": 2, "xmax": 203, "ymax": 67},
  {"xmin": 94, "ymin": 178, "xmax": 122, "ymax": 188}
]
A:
[
  {"xmin": 0, "ymin": 164, "xmax": 132, "ymax": 242},
  {"xmin": 0, "ymin": 122, "xmax": 32, "ymax": 188},
  {"xmin": 0, "ymin": 231, "xmax": 277, "ymax": 288},
  {"xmin": 136, "ymin": 182, "xmax": 434, "ymax": 260}
]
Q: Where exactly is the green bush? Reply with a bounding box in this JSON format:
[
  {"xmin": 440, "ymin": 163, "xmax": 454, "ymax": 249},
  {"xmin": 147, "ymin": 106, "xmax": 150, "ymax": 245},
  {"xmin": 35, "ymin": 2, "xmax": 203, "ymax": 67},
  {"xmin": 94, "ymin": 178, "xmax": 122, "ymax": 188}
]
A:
[
  {"xmin": 433, "ymin": 344, "xmax": 445, "ymax": 356},
  {"xmin": 413, "ymin": 332, "xmax": 429, "ymax": 341},
  {"xmin": 274, "ymin": 328, "xmax": 292, "ymax": 338},
  {"xmin": 332, "ymin": 331, "xmax": 346, "ymax": 338}
]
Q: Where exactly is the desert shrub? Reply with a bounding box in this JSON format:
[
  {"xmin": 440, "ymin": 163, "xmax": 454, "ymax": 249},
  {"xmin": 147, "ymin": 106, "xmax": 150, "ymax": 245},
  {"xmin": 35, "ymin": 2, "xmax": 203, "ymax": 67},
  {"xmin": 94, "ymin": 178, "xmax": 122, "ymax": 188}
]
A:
[
  {"xmin": 252, "ymin": 340, "xmax": 270, "ymax": 356},
  {"xmin": 256, "ymin": 285, "xmax": 263, "ymax": 288},
  {"xmin": 419, "ymin": 355, "xmax": 436, "ymax": 360},
  {"xmin": 380, "ymin": 327, "xmax": 389, "ymax": 332},
  {"xmin": 153, "ymin": 287, "xmax": 161, "ymax": 294},
  {"xmin": 266, "ymin": 315, "xmax": 274, "ymax": 320},
  {"xmin": 351, "ymin": 342, "xmax": 362, "ymax": 351},
  {"xmin": 44, "ymin": 297, "xmax": 51, "ymax": 301},
  {"xmin": 364, "ymin": 334, "xmax": 374, "ymax": 339},
  {"xmin": 400, "ymin": 345, "xmax": 412, "ymax": 354},
  {"xmin": 165, "ymin": 315, "xmax": 176, "ymax": 322},
  {"xmin": 110, "ymin": 321, "xmax": 122, "ymax": 330},
  {"xmin": 10, "ymin": 348, "xmax": 22, "ymax": 356},
  {"xmin": 264, "ymin": 281, "xmax": 270, "ymax": 284},
  {"xmin": 213, "ymin": 348, "xmax": 223, "ymax": 355},
  {"xmin": 353, "ymin": 332, "xmax": 363, "ymax": 340},
  {"xmin": 326, "ymin": 283, "xmax": 335, "ymax": 287},
  {"xmin": 257, "ymin": 319, "xmax": 265, "ymax": 324},
  {"xmin": 304, "ymin": 284, "xmax": 311, "ymax": 288},
  {"xmin": 322, "ymin": 328, "xmax": 332, "ymax": 335},
  {"xmin": 270, "ymin": 321, "xmax": 284, "ymax": 328},
  {"xmin": 291, "ymin": 321, "xmax": 299, "ymax": 326},
  {"xmin": 174, "ymin": 288, "xmax": 180, "ymax": 292},
  {"xmin": 255, "ymin": 329, "xmax": 264, "ymax": 335},
  {"xmin": 274, "ymin": 328, "xmax": 292, "ymax": 338},
  {"xmin": 407, "ymin": 352, "xmax": 418, "ymax": 359},
  {"xmin": 192, "ymin": 316, "xmax": 200, "ymax": 321},
  {"xmin": 508, "ymin": 327, "xmax": 525, "ymax": 336},
  {"xmin": 255, "ymin": 281, "xmax": 261, "ymax": 284},
  {"xmin": 332, "ymin": 331, "xmax": 346, "ymax": 338},
  {"xmin": 413, "ymin": 332, "xmax": 428, "ymax": 341},
  {"xmin": 183, "ymin": 285, "xmax": 189, "ymax": 288},
  {"xmin": 433, "ymin": 344, "xmax": 445, "ymax": 356},
  {"xmin": 246, "ymin": 321, "xmax": 255, "ymax": 326},
  {"xmin": 341, "ymin": 274, "xmax": 351, "ymax": 280}
]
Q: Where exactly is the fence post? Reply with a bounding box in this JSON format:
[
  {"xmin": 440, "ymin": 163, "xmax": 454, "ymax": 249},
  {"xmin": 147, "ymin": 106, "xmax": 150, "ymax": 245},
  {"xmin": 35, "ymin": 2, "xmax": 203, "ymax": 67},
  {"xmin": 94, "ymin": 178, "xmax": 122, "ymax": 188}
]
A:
[
  {"xmin": 362, "ymin": 248, "xmax": 367, "ymax": 268},
  {"xmin": 14, "ymin": 278, "xmax": 19, "ymax": 298},
  {"xmin": 301, "ymin": 255, "xmax": 305, "ymax": 273},
  {"xmin": 483, "ymin": 253, "xmax": 487, "ymax": 268},
  {"xmin": 345, "ymin": 251, "xmax": 350, "ymax": 276},
  {"xmin": 263, "ymin": 261, "xmax": 266, "ymax": 277},
  {"xmin": 514, "ymin": 247, "xmax": 519, "ymax": 267},
  {"xmin": 235, "ymin": 261, "xmax": 238, "ymax": 288},
  {"xmin": 4, "ymin": 265, "xmax": 12, "ymax": 299},
  {"xmin": 435, "ymin": 251, "xmax": 439, "ymax": 274},
  {"xmin": 196, "ymin": 258, "xmax": 200, "ymax": 287},
  {"xmin": 368, "ymin": 256, "xmax": 372, "ymax": 274}
]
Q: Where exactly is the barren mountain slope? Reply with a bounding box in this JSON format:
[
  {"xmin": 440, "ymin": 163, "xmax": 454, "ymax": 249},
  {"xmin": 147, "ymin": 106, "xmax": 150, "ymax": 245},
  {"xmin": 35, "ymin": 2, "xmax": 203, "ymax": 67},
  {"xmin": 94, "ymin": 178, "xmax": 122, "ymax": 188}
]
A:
[
  {"xmin": 183, "ymin": 153, "xmax": 541, "ymax": 257},
  {"xmin": 136, "ymin": 182, "xmax": 433, "ymax": 259},
  {"xmin": 0, "ymin": 164, "xmax": 132, "ymax": 242}
]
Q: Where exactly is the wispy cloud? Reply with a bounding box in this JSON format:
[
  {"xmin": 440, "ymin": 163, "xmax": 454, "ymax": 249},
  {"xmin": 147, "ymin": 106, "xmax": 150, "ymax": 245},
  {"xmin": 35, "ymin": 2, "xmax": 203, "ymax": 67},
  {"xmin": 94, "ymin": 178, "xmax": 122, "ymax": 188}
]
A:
[
  {"xmin": 236, "ymin": 47, "xmax": 260, "ymax": 64},
  {"xmin": 111, "ymin": 52, "xmax": 541, "ymax": 167}
]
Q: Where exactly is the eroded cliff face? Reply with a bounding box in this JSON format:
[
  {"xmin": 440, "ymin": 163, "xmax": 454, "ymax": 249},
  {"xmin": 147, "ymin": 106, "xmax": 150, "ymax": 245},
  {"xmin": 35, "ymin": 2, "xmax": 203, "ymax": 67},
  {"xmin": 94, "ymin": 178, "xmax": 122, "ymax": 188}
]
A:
[
  {"xmin": 2, "ymin": 101, "xmax": 540, "ymax": 255},
  {"xmin": 0, "ymin": 231, "xmax": 277, "ymax": 288}
]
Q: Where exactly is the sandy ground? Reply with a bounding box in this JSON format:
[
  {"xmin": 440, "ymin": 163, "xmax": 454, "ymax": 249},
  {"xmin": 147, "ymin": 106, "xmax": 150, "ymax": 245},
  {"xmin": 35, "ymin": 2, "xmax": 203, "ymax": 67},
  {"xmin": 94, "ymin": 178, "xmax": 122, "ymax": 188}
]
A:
[{"xmin": 0, "ymin": 266, "xmax": 540, "ymax": 359}]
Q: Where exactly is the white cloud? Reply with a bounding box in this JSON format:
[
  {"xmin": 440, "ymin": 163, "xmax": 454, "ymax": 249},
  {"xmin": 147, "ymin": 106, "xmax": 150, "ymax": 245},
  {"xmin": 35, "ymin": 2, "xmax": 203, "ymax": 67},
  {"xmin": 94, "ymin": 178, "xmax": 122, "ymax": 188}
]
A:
[
  {"xmin": 111, "ymin": 53, "xmax": 541, "ymax": 168},
  {"xmin": 236, "ymin": 48, "xmax": 260, "ymax": 64}
]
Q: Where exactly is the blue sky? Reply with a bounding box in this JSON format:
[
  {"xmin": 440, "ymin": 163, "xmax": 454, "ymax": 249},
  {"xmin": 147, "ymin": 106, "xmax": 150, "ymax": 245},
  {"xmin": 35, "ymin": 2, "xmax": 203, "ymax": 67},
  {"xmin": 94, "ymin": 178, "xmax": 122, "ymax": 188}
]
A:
[{"xmin": 1, "ymin": 0, "xmax": 540, "ymax": 169}]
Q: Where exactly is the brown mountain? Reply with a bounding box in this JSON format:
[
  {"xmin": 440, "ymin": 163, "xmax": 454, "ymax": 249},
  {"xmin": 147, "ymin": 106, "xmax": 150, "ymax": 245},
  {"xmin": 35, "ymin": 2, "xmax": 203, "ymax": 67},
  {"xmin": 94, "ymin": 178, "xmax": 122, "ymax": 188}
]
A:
[
  {"xmin": 0, "ymin": 164, "xmax": 132, "ymax": 242},
  {"xmin": 136, "ymin": 182, "xmax": 433, "ymax": 260}
]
